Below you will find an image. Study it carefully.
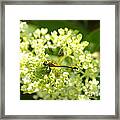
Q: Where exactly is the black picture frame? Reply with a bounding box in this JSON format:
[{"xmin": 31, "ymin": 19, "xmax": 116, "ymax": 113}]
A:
[{"xmin": 0, "ymin": 0, "xmax": 119, "ymax": 119}]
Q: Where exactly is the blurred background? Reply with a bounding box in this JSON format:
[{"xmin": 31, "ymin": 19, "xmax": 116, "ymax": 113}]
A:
[{"xmin": 20, "ymin": 20, "xmax": 100, "ymax": 100}]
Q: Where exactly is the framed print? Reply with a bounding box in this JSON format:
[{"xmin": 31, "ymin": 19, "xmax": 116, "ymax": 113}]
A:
[{"xmin": 0, "ymin": 0, "xmax": 119, "ymax": 119}]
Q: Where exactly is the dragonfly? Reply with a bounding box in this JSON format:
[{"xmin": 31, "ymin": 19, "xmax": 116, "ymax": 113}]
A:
[{"xmin": 43, "ymin": 61, "xmax": 78, "ymax": 70}]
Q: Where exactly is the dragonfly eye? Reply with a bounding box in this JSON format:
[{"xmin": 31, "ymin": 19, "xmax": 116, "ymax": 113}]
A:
[
  {"xmin": 43, "ymin": 61, "xmax": 57, "ymax": 67},
  {"xmin": 43, "ymin": 61, "xmax": 49, "ymax": 66}
]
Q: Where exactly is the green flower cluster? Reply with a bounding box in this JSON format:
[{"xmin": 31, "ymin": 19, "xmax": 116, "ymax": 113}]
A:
[{"xmin": 20, "ymin": 22, "xmax": 100, "ymax": 100}]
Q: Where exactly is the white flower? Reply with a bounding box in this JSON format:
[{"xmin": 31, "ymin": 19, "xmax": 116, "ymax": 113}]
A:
[{"xmin": 63, "ymin": 72, "xmax": 69, "ymax": 77}]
